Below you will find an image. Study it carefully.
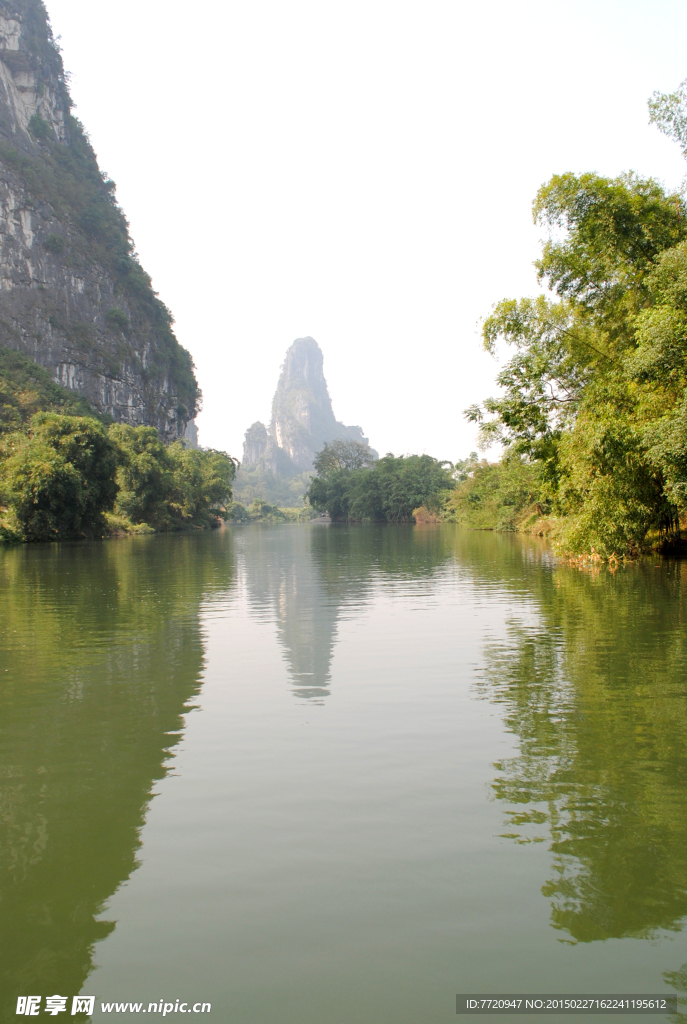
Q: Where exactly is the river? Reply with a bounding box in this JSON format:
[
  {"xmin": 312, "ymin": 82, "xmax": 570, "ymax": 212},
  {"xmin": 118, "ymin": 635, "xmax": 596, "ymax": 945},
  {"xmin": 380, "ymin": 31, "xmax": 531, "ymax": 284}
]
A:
[{"xmin": 1, "ymin": 524, "xmax": 686, "ymax": 1022}]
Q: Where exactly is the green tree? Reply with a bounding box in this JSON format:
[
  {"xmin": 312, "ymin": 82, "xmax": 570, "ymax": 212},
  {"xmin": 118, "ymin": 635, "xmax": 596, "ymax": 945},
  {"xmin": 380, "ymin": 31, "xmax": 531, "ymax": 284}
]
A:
[
  {"xmin": 648, "ymin": 78, "xmax": 687, "ymax": 158},
  {"xmin": 108, "ymin": 423, "xmax": 174, "ymax": 529},
  {"xmin": 534, "ymin": 171, "xmax": 686, "ymax": 339},
  {"xmin": 313, "ymin": 439, "xmax": 377, "ymax": 475},
  {"xmin": 308, "ymin": 454, "xmax": 454, "ymax": 522},
  {"xmin": 166, "ymin": 444, "xmax": 237, "ymax": 528},
  {"xmin": 0, "ymin": 413, "xmax": 118, "ymax": 541},
  {"xmin": 0, "ymin": 404, "xmax": 238, "ymax": 541},
  {"xmin": 469, "ymin": 159, "xmax": 687, "ymax": 556},
  {"xmin": 108, "ymin": 430, "xmax": 237, "ymax": 533}
]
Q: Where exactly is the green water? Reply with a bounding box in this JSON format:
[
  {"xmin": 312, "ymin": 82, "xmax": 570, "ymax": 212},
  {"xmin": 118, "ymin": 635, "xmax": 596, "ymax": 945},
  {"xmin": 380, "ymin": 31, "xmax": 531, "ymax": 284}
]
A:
[{"xmin": 1, "ymin": 525, "xmax": 686, "ymax": 1023}]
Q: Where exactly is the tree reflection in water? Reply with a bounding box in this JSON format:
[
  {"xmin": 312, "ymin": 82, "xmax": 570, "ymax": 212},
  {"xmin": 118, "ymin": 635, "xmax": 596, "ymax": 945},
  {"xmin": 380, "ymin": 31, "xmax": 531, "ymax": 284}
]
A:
[
  {"xmin": 0, "ymin": 533, "xmax": 235, "ymax": 1017},
  {"xmin": 474, "ymin": 551, "xmax": 687, "ymax": 1009}
]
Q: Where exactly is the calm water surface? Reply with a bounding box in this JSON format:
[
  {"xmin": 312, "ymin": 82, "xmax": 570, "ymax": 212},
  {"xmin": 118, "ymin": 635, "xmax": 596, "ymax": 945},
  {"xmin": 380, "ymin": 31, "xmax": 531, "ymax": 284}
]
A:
[{"xmin": 1, "ymin": 525, "xmax": 686, "ymax": 1023}]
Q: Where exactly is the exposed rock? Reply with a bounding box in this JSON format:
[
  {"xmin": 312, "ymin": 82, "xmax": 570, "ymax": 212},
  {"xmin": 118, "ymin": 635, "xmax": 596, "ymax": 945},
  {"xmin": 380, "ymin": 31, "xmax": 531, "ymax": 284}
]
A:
[
  {"xmin": 0, "ymin": 0, "xmax": 199, "ymax": 440},
  {"xmin": 182, "ymin": 418, "xmax": 199, "ymax": 449},
  {"xmin": 243, "ymin": 420, "xmax": 268, "ymax": 465},
  {"xmin": 241, "ymin": 337, "xmax": 374, "ymax": 475}
]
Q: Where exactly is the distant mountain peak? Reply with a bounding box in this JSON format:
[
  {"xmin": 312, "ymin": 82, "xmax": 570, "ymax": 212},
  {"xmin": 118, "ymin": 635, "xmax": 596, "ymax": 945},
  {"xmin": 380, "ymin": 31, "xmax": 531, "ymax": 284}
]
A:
[{"xmin": 241, "ymin": 337, "xmax": 375, "ymax": 476}]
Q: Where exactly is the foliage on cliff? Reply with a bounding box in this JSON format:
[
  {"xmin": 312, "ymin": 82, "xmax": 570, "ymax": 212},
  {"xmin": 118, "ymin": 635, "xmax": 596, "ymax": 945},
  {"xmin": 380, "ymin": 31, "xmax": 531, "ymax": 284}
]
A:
[
  {"xmin": 307, "ymin": 452, "xmax": 454, "ymax": 522},
  {"xmin": 468, "ymin": 84, "xmax": 687, "ymax": 557},
  {"xmin": 1, "ymin": 1, "xmax": 65, "ymax": 70},
  {"xmin": 0, "ymin": 346, "xmax": 102, "ymax": 432}
]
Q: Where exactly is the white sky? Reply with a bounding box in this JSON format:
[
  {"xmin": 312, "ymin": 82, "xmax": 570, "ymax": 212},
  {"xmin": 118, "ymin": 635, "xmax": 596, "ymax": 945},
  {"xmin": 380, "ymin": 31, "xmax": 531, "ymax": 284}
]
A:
[{"xmin": 43, "ymin": 0, "xmax": 687, "ymax": 462}]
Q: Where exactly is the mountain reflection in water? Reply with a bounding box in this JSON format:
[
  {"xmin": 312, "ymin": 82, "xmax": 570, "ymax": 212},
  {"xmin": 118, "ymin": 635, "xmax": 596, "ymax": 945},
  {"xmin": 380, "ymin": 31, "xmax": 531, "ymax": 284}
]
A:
[{"xmin": 237, "ymin": 524, "xmax": 454, "ymax": 702}]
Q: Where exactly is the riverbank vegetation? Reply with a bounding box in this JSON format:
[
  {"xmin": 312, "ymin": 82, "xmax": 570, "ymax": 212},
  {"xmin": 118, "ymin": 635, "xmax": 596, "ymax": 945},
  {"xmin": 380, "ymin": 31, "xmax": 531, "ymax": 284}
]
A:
[
  {"xmin": 442, "ymin": 455, "xmax": 546, "ymax": 533},
  {"xmin": 228, "ymin": 499, "xmax": 315, "ymax": 523},
  {"xmin": 459, "ymin": 81, "xmax": 687, "ymax": 559},
  {"xmin": 307, "ymin": 444, "xmax": 454, "ymax": 522},
  {"xmin": 0, "ymin": 351, "xmax": 236, "ymax": 543}
]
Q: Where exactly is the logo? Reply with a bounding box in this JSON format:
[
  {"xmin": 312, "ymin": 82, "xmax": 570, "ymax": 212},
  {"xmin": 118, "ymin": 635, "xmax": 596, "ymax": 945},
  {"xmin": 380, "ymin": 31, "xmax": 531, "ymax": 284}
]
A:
[{"xmin": 16, "ymin": 997, "xmax": 95, "ymax": 1016}]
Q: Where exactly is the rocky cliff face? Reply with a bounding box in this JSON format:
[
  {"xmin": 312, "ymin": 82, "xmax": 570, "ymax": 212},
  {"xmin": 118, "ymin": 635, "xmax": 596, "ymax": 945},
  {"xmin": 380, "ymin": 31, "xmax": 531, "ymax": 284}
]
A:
[
  {"xmin": 242, "ymin": 337, "xmax": 372, "ymax": 475},
  {"xmin": 243, "ymin": 420, "xmax": 268, "ymax": 465},
  {"xmin": 0, "ymin": 0, "xmax": 199, "ymax": 439}
]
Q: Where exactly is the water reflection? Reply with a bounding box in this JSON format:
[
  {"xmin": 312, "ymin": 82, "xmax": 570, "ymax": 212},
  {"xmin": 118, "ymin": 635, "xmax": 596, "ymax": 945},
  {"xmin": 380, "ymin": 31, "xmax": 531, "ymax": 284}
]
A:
[
  {"xmin": 237, "ymin": 526, "xmax": 341, "ymax": 701},
  {"xmin": 0, "ymin": 533, "xmax": 235, "ymax": 1016},
  {"xmin": 477, "ymin": 554, "xmax": 687, "ymax": 944},
  {"xmin": 236, "ymin": 524, "xmax": 454, "ymax": 702},
  {"xmin": 6, "ymin": 522, "xmax": 687, "ymax": 1017}
]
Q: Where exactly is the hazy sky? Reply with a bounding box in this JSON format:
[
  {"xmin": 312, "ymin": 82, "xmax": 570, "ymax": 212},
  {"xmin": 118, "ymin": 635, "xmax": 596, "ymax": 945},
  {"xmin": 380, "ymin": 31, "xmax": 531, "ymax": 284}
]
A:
[{"xmin": 44, "ymin": 0, "xmax": 687, "ymax": 461}]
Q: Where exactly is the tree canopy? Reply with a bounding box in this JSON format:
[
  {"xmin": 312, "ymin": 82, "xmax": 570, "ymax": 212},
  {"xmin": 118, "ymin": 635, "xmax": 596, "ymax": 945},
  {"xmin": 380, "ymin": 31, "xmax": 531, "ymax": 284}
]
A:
[
  {"xmin": 1, "ymin": 406, "xmax": 237, "ymax": 542},
  {"xmin": 1, "ymin": 413, "xmax": 119, "ymax": 541},
  {"xmin": 307, "ymin": 452, "xmax": 454, "ymax": 523},
  {"xmin": 467, "ymin": 87, "xmax": 687, "ymax": 557},
  {"xmin": 312, "ymin": 439, "xmax": 377, "ymax": 476}
]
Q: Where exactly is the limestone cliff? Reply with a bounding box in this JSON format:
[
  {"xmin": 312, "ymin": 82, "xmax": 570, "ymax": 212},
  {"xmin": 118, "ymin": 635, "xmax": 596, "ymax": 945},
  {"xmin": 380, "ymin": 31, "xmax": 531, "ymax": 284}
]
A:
[
  {"xmin": 0, "ymin": 0, "xmax": 199, "ymax": 439},
  {"xmin": 243, "ymin": 420, "xmax": 269, "ymax": 466},
  {"xmin": 242, "ymin": 337, "xmax": 373, "ymax": 476}
]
